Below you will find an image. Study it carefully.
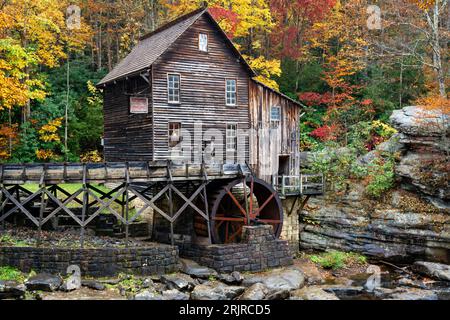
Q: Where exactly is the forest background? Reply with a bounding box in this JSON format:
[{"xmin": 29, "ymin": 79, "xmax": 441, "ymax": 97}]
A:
[{"xmin": 0, "ymin": 0, "xmax": 448, "ymax": 196}]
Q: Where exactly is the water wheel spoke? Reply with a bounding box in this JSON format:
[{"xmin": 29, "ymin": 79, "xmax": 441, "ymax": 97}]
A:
[
  {"xmin": 257, "ymin": 219, "xmax": 281, "ymax": 224},
  {"xmin": 253, "ymin": 192, "xmax": 275, "ymax": 218},
  {"xmin": 216, "ymin": 220, "xmax": 224, "ymax": 230},
  {"xmin": 212, "ymin": 216, "xmax": 246, "ymax": 222},
  {"xmin": 227, "ymin": 225, "xmax": 243, "ymax": 243},
  {"xmin": 205, "ymin": 177, "xmax": 283, "ymax": 244},
  {"xmin": 225, "ymin": 187, "xmax": 247, "ymax": 217}
]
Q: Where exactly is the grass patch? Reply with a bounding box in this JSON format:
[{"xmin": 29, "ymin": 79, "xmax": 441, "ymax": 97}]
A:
[
  {"xmin": 21, "ymin": 183, "xmax": 139, "ymax": 221},
  {"xmin": 0, "ymin": 266, "xmax": 26, "ymax": 282},
  {"xmin": 309, "ymin": 251, "xmax": 367, "ymax": 270},
  {"xmin": 0, "ymin": 234, "xmax": 29, "ymax": 247}
]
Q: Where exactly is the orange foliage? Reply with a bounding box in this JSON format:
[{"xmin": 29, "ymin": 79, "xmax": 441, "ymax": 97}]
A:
[{"xmin": 0, "ymin": 124, "xmax": 18, "ymax": 159}]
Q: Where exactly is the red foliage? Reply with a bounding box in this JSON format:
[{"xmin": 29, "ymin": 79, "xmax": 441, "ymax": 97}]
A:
[
  {"xmin": 209, "ymin": 6, "xmax": 239, "ymax": 38},
  {"xmin": 310, "ymin": 124, "xmax": 339, "ymax": 141},
  {"xmin": 298, "ymin": 92, "xmax": 323, "ymax": 106},
  {"xmin": 365, "ymin": 135, "xmax": 384, "ymax": 151},
  {"xmin": 270, "ymin": 0, "xmax": 336, "ymax": 59}
]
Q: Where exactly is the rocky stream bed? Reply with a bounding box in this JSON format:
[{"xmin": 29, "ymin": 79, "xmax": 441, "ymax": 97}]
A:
[{"xmin": 1, "ymin": 257, "xmax": 449, "ymax": 300}]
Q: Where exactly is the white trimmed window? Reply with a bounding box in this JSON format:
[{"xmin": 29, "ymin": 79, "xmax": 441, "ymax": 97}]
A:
[
  {"xmin": 226, "ymin": 79, "xmax": 237, "ymax": 106},
  {"xmin": 168, "ymin": 74, "xmax": 180, "ymax": 103},
  {"xmin": 226, "ymin": 124, "xmax": 237, "ymax": 151},
  {"xmin": 199, "ymin": 33, "xmax": 208, "ymax": 52}
]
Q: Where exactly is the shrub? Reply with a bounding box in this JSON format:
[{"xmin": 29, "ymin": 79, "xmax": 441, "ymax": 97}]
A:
[
  {"xmin": 309, "ymin": 251, "xmax": 367, "ymax": 270},
  {"xmin": 365, "ymin": 153, "xmax": 396, "ymax": 198},
  {"xmin": 0, "ymin": 266, "xmax": 25, "ymax": 282}
]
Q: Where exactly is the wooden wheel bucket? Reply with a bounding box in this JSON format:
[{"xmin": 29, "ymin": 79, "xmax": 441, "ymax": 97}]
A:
[{"xmin": 194, "ymin": 177, "xmax": 283, "ymax": 244}]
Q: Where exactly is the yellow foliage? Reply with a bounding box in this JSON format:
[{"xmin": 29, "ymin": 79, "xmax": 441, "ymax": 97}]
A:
[
  {"xmin": 245, "ymin": 55, "xmax": 281, "ymax": 90},
  {"xmin": 38, "ymin": 117, "xmax": 63, "ymax": 142},
  {"xmin": 36, "ymin": 149, "xmax": 56, "ymax": 160},
  {"xmin": 0, "ymin": 0, "xmax": 91, "ymax": 111},
  {"xmin": 165, "ymin": 0, "xmax": 274, "ymax": 37},
  {"xmin": 80, "ymin": 150, "xmax": 103, "ymax": 163},
  {"xmin": 408, "ymin": 0, "xmax": 437, "ymax": 10},
  {"xmin": 416, "ymin": 95, "xmax": 450, "ymax": 115}
]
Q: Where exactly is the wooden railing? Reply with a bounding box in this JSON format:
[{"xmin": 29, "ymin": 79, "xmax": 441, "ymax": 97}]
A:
[{"xmin": 273, "ymin": 173, "xmax": 324, "ymax": 197}]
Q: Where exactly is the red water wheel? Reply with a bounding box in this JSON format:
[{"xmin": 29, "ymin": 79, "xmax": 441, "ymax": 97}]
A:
[{"xmin": 196, "ymin": 177, "xmax": 283, "ymax": 244}]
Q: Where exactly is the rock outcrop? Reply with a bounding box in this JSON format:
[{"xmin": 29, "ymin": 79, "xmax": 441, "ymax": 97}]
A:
[
  {"xmin": 299, "ymin": 106, "xmax": 449, "ymax": 263},
  {"xmin": 390, "ymin": 106, "xmax": 449, "ymax": 205}
]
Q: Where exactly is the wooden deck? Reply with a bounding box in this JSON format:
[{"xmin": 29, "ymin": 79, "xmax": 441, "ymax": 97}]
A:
[
  {"xmin": 274, "ymin": 174, "xmax": 325, "ymax": 198},
  {"xmin": 0, "ymin": 162, "xmax": 251, "ymax": 185}
]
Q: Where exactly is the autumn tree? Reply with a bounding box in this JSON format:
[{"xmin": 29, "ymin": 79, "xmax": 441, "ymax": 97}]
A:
[
  {"xmin": 372, "ymin": 0, "xmax": 448, "ymax": 98},
  {"xmin": 0, "ymin": 0, "xmax": 90, "ymax": 121},
  {"xmin": 164, "ymin": 0, "xmax": 281, "ymax": 89}
]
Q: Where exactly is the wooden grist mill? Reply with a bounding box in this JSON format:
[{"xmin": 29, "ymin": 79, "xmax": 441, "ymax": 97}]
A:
[{"xmin": 0, "ymin": 7, "xmax": 324, "ymax": 247}]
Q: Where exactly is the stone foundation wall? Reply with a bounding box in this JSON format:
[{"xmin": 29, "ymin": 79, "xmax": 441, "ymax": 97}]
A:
[
  {"xmin": 280, "ymin": 197, "xmax": 301, "ymax": 253},
  {"xmin": 180, "ymin": 225, "xmax": 293, "ymax": 273},
  {"xmin": 0, "ymin": 244, "xmax": 179, "ymax": 277}
]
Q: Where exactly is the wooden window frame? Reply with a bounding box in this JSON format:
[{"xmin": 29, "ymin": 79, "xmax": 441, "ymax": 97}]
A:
[
  {"xmin": 199, "ymin": 33, "xmax": 208, "ymax": 52},
  {"xmin": 270, "ymin": 106, "xmax": 281, "ymax": 122},
  {"xmin": 167, "ymin": 73, "xmax": 181, "ymax": 104},
  {"xmin": 168, "ymin": 122, "xmax": 182, "ymax": 148},
  {"xmin": 225, "ymin": 79, "xmax": 237, "ymax": 107},
  {"xmin": 226, "ymin": 123, "xmax": 237, "ymax": 152}
]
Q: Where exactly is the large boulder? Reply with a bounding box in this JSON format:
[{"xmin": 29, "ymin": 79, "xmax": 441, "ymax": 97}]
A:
[
  {"xmin": 25, "ymin": 274, "xmax": 62, "ymax": 292},
  {"xmin": 390, "ymin": 106, "xmax": 449, "ymax": 137},
  {"xmin": 0, "ymin": 280, "xmax": 26, "ymax": 299},
  {"xmin": 179, "ymin": 259, "xmax": 218, "ymax": 279},
  {"xmin": 387, "ymin": 288, "xmax": 439, "ymax": 300},
  {"xmin": 134, "ymin": 290, "xmax": 163, "ymax": 300},
  {"xmin": 239, "ymin": 283, "xmax": 268, "ymax": 300},
  {"xmin": 290, "ymin": 286, "xmax": 339, "ymax": 300},
  {"xmin": 413, "ymin": 261, "xmax": 450, "ymax": 281},
  {"xmin": 190, "ymin": 282, "xmax": 245, "ymax": 300},
  {"xmin": 242, "ymin": 268, "xmax": 305, "ymax": 294},
  {"xmin": 160, "ymin": 274, "xmax": 197, "ymax": 292},
  {"xmin": 390, "ymin": 106, "xmax": 449, "ymax": 202}
]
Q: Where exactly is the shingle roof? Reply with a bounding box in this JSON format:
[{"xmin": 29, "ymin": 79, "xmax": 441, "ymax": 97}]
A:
[{"xmin": 97, "ymin": 8, "xmax": 207, "ymax": 86}]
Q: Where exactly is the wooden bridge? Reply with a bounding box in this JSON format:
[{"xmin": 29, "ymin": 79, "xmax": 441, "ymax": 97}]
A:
[{"xmin": 0, "ymin": 161, "xmax": 324, "ymax": 247}]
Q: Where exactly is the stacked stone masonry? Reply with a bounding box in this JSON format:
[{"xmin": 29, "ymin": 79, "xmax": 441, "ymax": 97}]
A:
[
  {"xmin": 181, "ymin": 225, "xmax": 293, "ymax": 273},
  {"xmin": 0, "ymin": 244, "xmax": 179, "ymax": 277}
]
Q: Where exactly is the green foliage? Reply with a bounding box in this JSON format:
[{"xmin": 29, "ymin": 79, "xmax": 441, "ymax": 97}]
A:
[
  {"xmin": 306, "ymin": 119, "xmax": 398, "ymax": 195},
  {"xmin": 365, "ymin": 153, "xmax": 396, "ymax": 198},
  {"xmin": 0, "ymin": 266, "xmax": 25, "ymax": 282},
  {"xmin": 306, "ymin": 144, "xmax": 368, "ymax": 193},
  {"xmin": 0, "ymin": 234, "xmax": 28, "ymax": 247},
  {"xmin": 309, "ymin": 251, "xmax": 367, "ymax": 270},
  {"xmin": 38, "ymin": 57, "xmax": 106, "ymax": 158},
  {"xmin": 278, "ymin": 60, "xmax": 326, "ymax": 100}
]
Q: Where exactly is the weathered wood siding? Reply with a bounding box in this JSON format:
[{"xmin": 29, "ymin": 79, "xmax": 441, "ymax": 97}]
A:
[
  {"xmin": 103, "ymin": 75, "xmax": 153, "ymax": 161},
  {"xmin": 151, "ymin": 14, "xmax": 250, "ymax": 162},
  {"xmin": 249, "ymin": 80, "xmax": 301, "ymax": 183}
]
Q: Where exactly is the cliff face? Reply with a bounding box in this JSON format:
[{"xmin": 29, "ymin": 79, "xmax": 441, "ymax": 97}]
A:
[
  {"xmin": 390, "ymin": 106, "xmax": 449, "ymax": 207},
  {"xmin": 299, "ymin": 106, "xmax": 449, "ymax": 263}
]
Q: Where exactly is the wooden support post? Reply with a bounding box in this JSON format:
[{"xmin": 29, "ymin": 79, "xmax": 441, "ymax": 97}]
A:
[
  {"xmin": 37, "ymin": 171, "xmax": 46, "ymax": 246},
  {"xmin": 125, "ymin": 163, "xmax": 130, "ymax": 246},
  {"xmin": 202, "ymin": 163, "xmax": 211, "ymax": 245},
  {"xmin": 0, "ymin": 184, "xmax": 4, "ymax": 231},
  {"xmin": 80, "ymin": 164, "xmax": 87, "ymax": 248}
]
